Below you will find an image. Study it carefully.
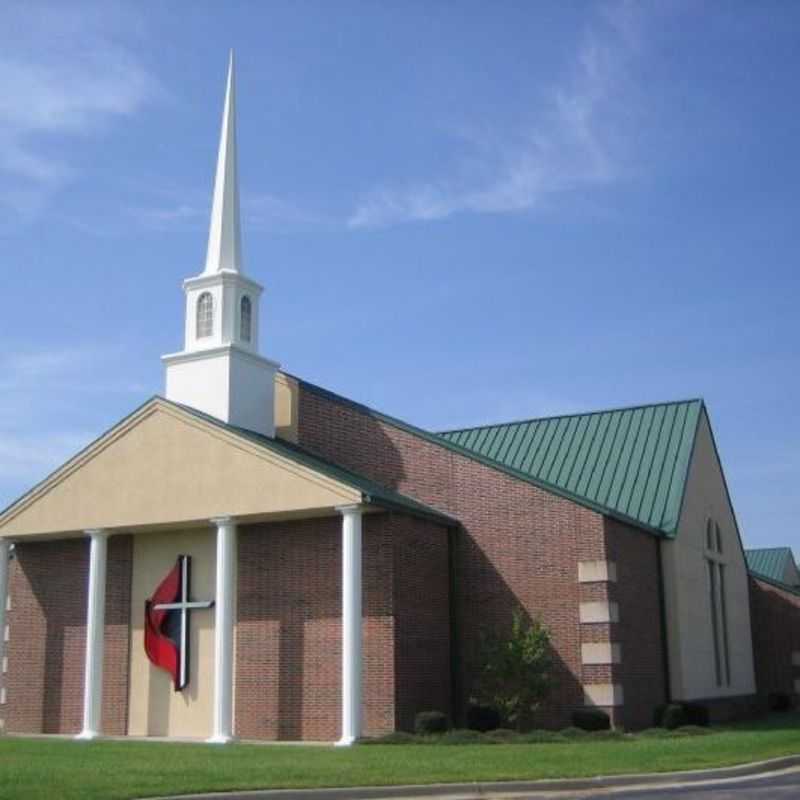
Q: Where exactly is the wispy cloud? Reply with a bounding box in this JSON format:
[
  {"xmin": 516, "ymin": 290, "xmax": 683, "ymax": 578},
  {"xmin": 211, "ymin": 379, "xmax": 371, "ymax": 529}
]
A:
[
  {"xmin": 0, "ymin": 1, "xmax": 158, "ymax": 225},
  {"xmin": 348, "ymin": 1, "xmax": 643, "ymax": 229},
  {"xmin": 125, "ymin": 190, "xmax": 331, "ymax": 236}
]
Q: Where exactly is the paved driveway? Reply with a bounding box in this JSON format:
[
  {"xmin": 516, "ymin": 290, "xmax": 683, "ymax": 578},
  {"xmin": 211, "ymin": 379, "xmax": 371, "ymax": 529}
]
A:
[{"xmin": 569, "ymin": 768, "xmax": 800, "ymax": 799}]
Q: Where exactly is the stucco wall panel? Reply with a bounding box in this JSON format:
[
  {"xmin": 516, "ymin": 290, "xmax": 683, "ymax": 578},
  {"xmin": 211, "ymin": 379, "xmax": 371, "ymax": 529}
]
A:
[
  {"xmin": 662, "ymin": 411, "xmax": 755, "ymax": 701},
  {"xmin": 127, "ymin": 529, "xmax": 216, "ymax": 738},
  {"xmin": 1, "ymin": 404, "xmax": 359, "ymax": 537}
]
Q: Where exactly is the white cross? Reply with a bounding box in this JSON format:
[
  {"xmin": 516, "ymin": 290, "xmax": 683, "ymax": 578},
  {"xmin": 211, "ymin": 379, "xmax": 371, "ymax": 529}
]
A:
[{"xmin": 154, "ymin": 555, "xmax": 214, "ymax": 690}]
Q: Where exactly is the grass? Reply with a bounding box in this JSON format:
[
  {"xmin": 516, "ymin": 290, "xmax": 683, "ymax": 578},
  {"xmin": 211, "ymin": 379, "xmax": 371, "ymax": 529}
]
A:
[{"xmin": 0, "ymin": 714, "xmax": 798, "ymax": 800}]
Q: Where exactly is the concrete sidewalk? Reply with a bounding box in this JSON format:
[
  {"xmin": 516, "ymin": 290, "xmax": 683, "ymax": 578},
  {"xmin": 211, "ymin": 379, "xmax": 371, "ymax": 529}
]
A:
[{"xmin": 143, "ymin": 754, "xmax": 800, "ymax": 800}]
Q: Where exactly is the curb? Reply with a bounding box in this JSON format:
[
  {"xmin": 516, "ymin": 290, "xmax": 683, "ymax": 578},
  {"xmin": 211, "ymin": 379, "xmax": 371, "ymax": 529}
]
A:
[{"xmin": 144, "ymin": 753, "xmax": 800, "ymax": 800}]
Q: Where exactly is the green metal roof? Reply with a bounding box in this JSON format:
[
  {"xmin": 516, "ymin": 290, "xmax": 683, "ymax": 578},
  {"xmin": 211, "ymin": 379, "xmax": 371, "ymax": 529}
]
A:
[
  {"xmin": 745, "ymin": 547, "xmax": 799, "ymax": 585},
  {"xmin": 293, "ymin": 375, "xmax": 702, "ymax": 538},
  {"xmin": 439, "ymin": 400, "xmax": 703, "ymax": 537}
]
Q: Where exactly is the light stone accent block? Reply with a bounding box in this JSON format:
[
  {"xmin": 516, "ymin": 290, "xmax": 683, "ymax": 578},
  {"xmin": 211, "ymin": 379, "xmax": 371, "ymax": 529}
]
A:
[
  {"xmin": 583, "ymin": 683, "xmax": 624, "ymax": 707},
  {"xmin": 581, "ymin": 642, "xmax": 622, "ymax": 665},
  {"xmin": 579, "ymin": 601, "xmax": 620, "ymax": 624},
  {"xmin": 578, "ymin": 560, "xmax": 618, "ymax": 583},
  {"xmin": 791, "ymin": 651, "xmax": 800, "ymax": 666}
]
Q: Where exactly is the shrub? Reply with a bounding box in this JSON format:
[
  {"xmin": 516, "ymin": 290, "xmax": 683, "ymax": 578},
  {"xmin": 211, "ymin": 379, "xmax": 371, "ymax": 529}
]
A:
[
  {"xmin": 661, "ymin": 704, "xmax": 688, "ymax": 730},
  {"xmin": 439, "ymin": 728, "xmax": 486, "ymax": 745},
  {"xmin": 484, "ymin": 728, "xmax": 518, "ymax": 742},
  {"xmin": 559, "ymin": 726, "xmax": 589, "ymax": 739},
  {"xmin": 589, "ymin": 729, "xmax": 627, "ymax": 741},
  {"xmin": 475, "ymin": 608, "xmax": 553, "ymax": 730},
  {"xmin": 518, "ymin": 729, "xmax": 564, "ymax": 743},
  {"xmin": 466, "ymin": 703, "xmax": 502, "ymax": 732},
  {"xmin": 359, "ymin": 731, "xmax": 417, "ymax": 745},
  {"xmin": 571, "ymin": 708, "xmax": 611, "ymax": 732},
  {"xmin": 639, "ymin": 727, "xmax": 673, "ymax": 738},
  {"xmin": 768, "ymin": 692, "xmax": 792, "ymax": 712},
  {"xmin": 672, "ymin": 725, "xmax": 711, "ymax": 737},
  {"xmin": 653, "ymin": 703, "xmax": 668, "ymax": 727},
  {"xmin": 682, "ymin": 702, "xmax": 710, "ymax": 727},
  {"xmin": 415, "ymin": 710, "xmax": 448, "ymax": 735}
]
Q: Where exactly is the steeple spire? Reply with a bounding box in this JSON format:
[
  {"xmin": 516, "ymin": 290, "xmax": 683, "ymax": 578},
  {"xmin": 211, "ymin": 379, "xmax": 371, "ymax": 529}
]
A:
[
  {"xmin": 164, "ymin": 51, "xmax": 279, "ymax": 438},
  {"xmin": 204, "ymin": 50, "xmax": 242, "ymax": 275}
]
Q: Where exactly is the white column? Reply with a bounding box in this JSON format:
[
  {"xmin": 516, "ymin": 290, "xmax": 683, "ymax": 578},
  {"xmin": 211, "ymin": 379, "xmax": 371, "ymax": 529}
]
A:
[
  {"xmin": 77, "ymin": 530, "xmax": 108, "ymax": 740},
  {"xmin": 0, "ymin": 539, "xmax": 10, "ymax": 684},
  {"xmin": 208, "ymin": 516, "xmax": 237, "ymax": 743},
  {"xmin": 336, "ymin": 505, "xmax": 363, "ymax": 746}
]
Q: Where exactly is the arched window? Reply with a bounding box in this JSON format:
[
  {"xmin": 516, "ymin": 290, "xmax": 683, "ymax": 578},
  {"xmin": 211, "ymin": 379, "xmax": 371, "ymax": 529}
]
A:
[
  {"xmin": 240, "ymin": 295, "xmax": 252, "ymax": 342},
  {"xmin": 196, "ymin": 292, "xmax": 214, "ymax": 338}
]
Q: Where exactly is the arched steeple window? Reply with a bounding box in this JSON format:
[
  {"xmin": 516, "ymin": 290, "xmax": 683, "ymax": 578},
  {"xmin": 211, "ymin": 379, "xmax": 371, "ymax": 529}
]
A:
[
  {"xmin": 196, "ymin": 292, "xmax": 214, "ymax": 338},
  {"xmin": 240, "ymin": 295, "xmax": 252, "ymax": 342}
]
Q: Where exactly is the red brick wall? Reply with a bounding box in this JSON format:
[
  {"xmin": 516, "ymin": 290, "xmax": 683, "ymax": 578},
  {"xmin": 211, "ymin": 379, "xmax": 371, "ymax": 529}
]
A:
[
  {"xmin": 392, "ymin": 516, "xmax": 451, "ymax": 731},
  {"xmin": 749, "ymin": 576, "xmax": 800, "ymax": 703},
  {"xmin": 235, "ymin": 512, "xmax": 449, "ymax": 741},
  {"xmin": 603, "ymin": 519, "xmax": 668, "ymax": 728},
  {"xmin": 3, "ymin": 535, "xmax": 133, "ymax": 735},
  {"xmin": 295, "ymin": 385, "xmax": 661, "ymax": 728}
]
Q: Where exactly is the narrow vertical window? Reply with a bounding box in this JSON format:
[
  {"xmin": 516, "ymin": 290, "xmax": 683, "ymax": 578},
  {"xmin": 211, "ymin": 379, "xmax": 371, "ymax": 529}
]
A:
[
  {"xmin": 719, "ymin": 563, "xmax": 731, "ymax": 685},
  {"xmin": 705, "ymin": 518, "xmax": 730, "ymax": 687},
  {"xmin": 240, "ymin": 296, "xmax": 252, "ymax": 342},
  {"xmin": 708, "ymin": 559, "xmax": 722, "ymax": 686},
  {"xmin": 197, "ymin": 292, "xmax": 214, "ymax": 338}
]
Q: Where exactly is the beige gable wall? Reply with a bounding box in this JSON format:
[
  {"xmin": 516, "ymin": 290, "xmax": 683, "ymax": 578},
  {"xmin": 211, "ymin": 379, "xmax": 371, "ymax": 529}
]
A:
[
  {"xmin": 274, "ymin": 372, "xmax": 299, "ymax": 443},
  {"xmin": 661, "ymin": 410, "xmax": 756, "ymax": 700},
  {"xmin": 0, "ymin": 402, "xmax": 360, "ymax": 537},
  {"xmin": 128, "ymin": 529, "xmax": 218, "ymax": 738},
  {"xmin": 780, "ymin": 557, "xmax": 800, "ymax": 588}
]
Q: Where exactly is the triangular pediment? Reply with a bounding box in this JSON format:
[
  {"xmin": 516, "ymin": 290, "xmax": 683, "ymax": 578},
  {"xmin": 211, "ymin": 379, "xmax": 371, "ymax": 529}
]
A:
[{"xmin": 0, "ymin": 399, "xmax": 361, "ymax": 537}]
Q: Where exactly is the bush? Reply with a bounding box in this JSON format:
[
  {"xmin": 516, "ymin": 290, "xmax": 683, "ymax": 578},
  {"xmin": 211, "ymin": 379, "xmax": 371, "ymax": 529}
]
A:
[
  {"xmin": 466, "ymin": 703, "xmax": 502, "ymax": 732},
  {"xmin": 571, "ymin": 708, "xmax": 611, "ymax": 732},
  {"xmin": 672, "ymin": 725, "xmax": 711, "ymax": 737},
  {"xmin": 518, "ymin": 729, "xmax": 564, "ymax": 743},
  {"xmin": 589, "ymin": 729, "xmax": 627, "ymax": 741},
  {"xmin": 476, "ymin": 609, "xmax": 553, "ymax": 730},
  {"xmin": 682, "ymin": 702, "xmax": 710, "ymax": 727},
  {"xmin": 484, "ymin": 728, "xmax": 518, "ymax": 742},
  {"xmin": 559, "ymin": 726, "xmax": 589, "ymax": 739},
  {"xmin": 438, "ymin": 728, "xmax": 486, "ymax": 745},
  {"xmin": 414, "ymin": 711, "xmax": 448, "ymax": 735},
  {"xmin": 768, "ymin": 692, "xmax": 792, "ymax": 712},
  {"xmin": 661, "ymin": 704, "xmax": 688, "ymax": 730},
  {"xmin": 639, "ymin": 727, "xmax": 673, "ymax": 738},
  {"xmin": 359, "ymin": 731, "xmax": 417, "ymax": 745},
  {"xmin": 653, "ymin": 703, "xmax": 668, "ymax": 727}
]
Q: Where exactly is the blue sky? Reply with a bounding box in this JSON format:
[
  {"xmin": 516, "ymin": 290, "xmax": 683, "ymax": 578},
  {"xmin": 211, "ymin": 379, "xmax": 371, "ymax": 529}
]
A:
[{"xmin": 1, "ymin": 1, "xmax": 798, "ymax": 554}]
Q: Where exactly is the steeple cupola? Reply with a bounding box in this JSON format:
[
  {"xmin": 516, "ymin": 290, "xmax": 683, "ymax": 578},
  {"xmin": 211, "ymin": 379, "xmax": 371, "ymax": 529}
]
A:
[{"xmin": 162, "ymin": 52, "xmax": 279, "ymax": 437}]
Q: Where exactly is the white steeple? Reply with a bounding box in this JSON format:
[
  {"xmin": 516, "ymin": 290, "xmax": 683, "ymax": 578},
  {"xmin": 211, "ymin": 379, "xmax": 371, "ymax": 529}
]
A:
[
  {"xmin": 162, "ymin": 52, "xmax": 279, "ymax": 437},
  {"xmin": 205, "ymin": 51, "xmax": 243, "ymax": 275}
]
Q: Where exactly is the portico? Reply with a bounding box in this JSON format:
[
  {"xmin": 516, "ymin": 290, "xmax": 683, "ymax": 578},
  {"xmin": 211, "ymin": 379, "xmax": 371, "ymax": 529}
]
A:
[{"xmin": 0, "ymin": 397, "xmax": 450, "ymax": 742}]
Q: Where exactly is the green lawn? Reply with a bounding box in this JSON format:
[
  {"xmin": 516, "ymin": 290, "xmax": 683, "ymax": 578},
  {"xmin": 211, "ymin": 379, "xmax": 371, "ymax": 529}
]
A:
[{"xmin": 1, "ymin": 715, "xmax": 798, "ymax": 800}]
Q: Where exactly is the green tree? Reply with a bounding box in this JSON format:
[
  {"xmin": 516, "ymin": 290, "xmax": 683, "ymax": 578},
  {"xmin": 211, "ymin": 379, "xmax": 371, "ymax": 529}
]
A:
[{"xmin": 476, "ymin": 608, "xmax": 553, "ymax": 730}]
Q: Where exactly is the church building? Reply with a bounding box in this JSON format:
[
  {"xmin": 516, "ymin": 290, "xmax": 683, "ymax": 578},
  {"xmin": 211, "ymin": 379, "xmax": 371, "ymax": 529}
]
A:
[{"xmin": 0, "ymin": 56, "xmax": 798, "ymax": 744}]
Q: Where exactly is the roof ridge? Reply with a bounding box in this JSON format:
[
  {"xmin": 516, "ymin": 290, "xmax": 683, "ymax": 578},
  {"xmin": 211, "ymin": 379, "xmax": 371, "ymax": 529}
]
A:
[
  {"xmin": 438, "ymin": 398, "xmax": 705, "ymax": 436},
  {"xmin": 745, "ymin": 546, "xmax": 792, "ymax": 553}
]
